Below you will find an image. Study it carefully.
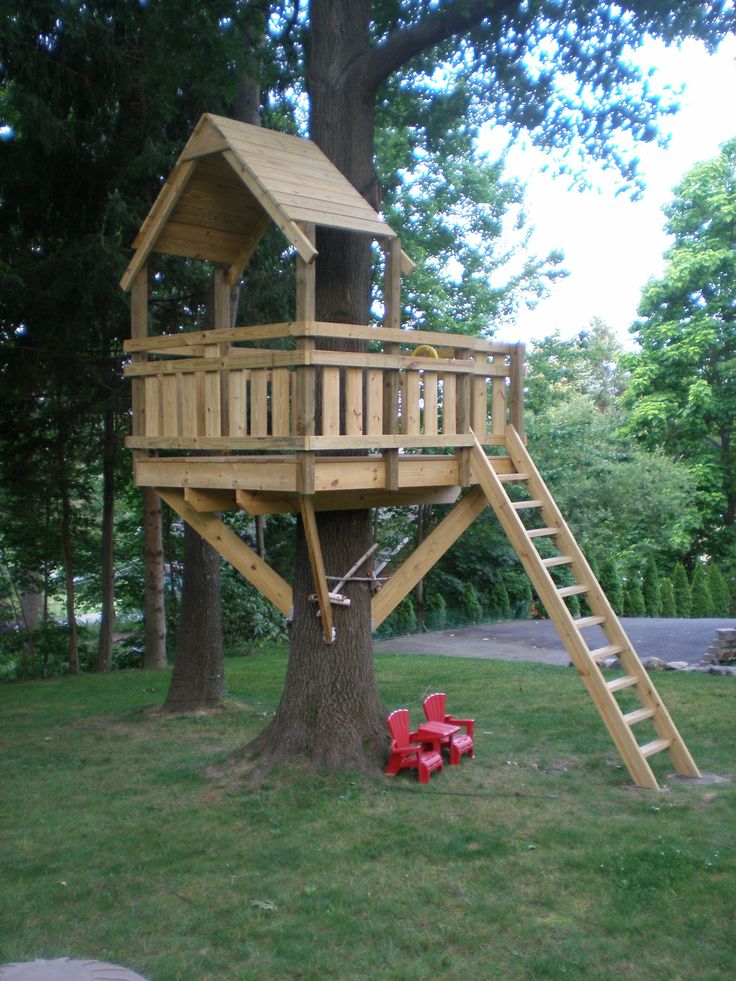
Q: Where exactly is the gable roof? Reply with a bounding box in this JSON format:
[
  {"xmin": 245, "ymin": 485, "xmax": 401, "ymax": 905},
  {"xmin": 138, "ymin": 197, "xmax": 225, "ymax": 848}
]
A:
[{"xmin": 120, "ymin": 113, "xmax": 405, "ymax": 292}]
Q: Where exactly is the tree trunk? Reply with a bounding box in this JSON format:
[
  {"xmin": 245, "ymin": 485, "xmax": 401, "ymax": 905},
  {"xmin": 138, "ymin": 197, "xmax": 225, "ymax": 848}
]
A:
[
  {"xmin": 96, "ymin": 407, "xmax": 116, "ymax": 671},
  {"xmin": 161, "ymin": 38, "xmax": 262, "ymax": 708},
  {"xmin": 143, "ymin": 485, "xmax": 167, "ymax": 669},
  {"xmin": 59, "ymin": 472, "xmax": 79, "ymax": 674},
  {"xmin": 162, "ymin": 526, "xmax": 223, "ymax": 711},
  {"xmin": 237, "ymin": 0, "xmax": 388, "ymax": 775}
]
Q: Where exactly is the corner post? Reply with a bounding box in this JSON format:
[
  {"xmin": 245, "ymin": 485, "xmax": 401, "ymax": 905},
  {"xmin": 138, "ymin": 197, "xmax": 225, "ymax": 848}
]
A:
[
  {"xmin": 382, "ymin": 237, "xmax": 402, "ymax": 490},
  {"xmin": 509, "ymin": 343, "xmax": 526, "ymax": 440}
]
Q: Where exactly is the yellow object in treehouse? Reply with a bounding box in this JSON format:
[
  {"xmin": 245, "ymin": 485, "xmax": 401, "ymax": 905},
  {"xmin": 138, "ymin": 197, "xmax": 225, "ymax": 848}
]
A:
[{"xmin": 411, "ymin": 344, "xmax": 439, "ymax": 358}]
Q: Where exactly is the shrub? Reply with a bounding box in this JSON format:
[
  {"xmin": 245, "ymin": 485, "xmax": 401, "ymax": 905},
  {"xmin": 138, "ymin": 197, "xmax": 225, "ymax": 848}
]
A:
[
  {"xmin": 510, "ymin": 577, "xmax": 533, "ymax": 619},
  {"xmin": 488, "ymin": 582, "xmax": 512, "ymax": 620},
  {"xmin": 690, "ymin": 563, "xmax": 714, "ymax": 618},
  {"xmin": 459, "ymin": 582, "xmax": 483, "ymax": 624},
  {"xmin": 671, "ymin": 563, "xmax": 691, "ymax": 618},
  {"xmin": 659, "ymin": 578, "xmax": 677, "ymax": 618},
  {"xmin": 642, "ymin": 557, "xmax": 662, "ymax": 617},
  {"xmin": 598, "ymin": 556, "xmax": 624, "ymax": 614},
  {"xmin": 378, "ymin": 596, "xmax": 417, "ymax": 637},
  {"xmin": 624, "ymin": 580, "xmax": 646, "ymax": 617},
  {"xmin": 707, "ymin": 563, "xmax": 731, "ymax": 616},
  {"xmin": 425, "ymin": 592, "xmax": 447, "ymax": 631}
]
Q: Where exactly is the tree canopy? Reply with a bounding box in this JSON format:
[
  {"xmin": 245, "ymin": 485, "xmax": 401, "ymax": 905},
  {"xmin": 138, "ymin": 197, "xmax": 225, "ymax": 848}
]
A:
[{"xmin": 625, "ymin": 137, "xmax": 736, "ymax": 568}]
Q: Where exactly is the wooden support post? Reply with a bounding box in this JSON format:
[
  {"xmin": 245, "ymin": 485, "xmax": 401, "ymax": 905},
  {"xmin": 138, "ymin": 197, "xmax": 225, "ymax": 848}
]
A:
[
  {"xmin": 371, "ymin": 485, "xmax": 487, "ymax": 630},
  {"xmin": 214, "ymin": 268, "xmax": 230, "ymax": 438},
  {"xmin": 383, "ymin": 237, "xmax": 402, "ymax": 480},
  {"xmin": 299, "ymin": 496, "xmax": 335, "ymax": 644},
  {"xmin": 158, "ymin": 488, "xmax": 293, "ymax": 617},
  {"xmin": 455, "ymin": 348, "xmax": 472, "ymax": 487},
  {"xmin": 509, "ymin": 343, "xmax": 525, "ymax": 439},
  {"xmin": 130, "ymin": 267, "xmax": 148, "ymax": 443},
  {"xmin": 296, "ymin": 224, "xmax": 316, "ymax": 481}
]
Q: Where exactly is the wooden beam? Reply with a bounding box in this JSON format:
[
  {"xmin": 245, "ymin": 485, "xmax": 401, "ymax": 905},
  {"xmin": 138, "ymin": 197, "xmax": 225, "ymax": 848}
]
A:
[
  {"xmin": 120, "ymin": 160, "xmax": 197, "ymax": 292},
  {"xmin": 299, "ymin": 497, "xmax": 334, "ymax": 644},
  {"xmin": 235, "ymin": 486, "xmax": 460, "ymax": 515},
  {"xmin": 184, "ymin": 488, "xmax": 238, "ymax": 512},
  {"xmin": 371, "ymin": 485, "xmax": 488, "ymax": 630},
  {"xmin": 223, "ymin": 149, "xmax": 318, "ymax": 264},
  {"xmin": 158, "ymin": 488, "xmax": 292, "ymax": 617}
]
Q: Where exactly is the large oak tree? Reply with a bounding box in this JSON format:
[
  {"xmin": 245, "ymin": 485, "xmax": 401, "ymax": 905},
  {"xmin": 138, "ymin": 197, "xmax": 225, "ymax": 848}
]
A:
[{"xmin": 227, "ymin": 0, "xmax": 735, "ymax": 777}]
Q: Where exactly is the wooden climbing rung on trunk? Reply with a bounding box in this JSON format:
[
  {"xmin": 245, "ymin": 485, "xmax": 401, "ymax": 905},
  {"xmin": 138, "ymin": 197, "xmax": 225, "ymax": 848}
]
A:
[{"xmin": 468, "ymin": 427, "xmax": 701, "ymax": 791}]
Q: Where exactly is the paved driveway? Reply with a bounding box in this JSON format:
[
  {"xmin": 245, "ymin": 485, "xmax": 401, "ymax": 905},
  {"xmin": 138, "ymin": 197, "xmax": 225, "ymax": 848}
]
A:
[{"xmin": 374, "ymin": 617, "xmax": 736, "ymax": 666}]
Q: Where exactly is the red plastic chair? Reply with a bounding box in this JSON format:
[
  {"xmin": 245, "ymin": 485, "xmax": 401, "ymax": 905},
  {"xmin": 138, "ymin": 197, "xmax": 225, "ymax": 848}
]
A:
[
  {"xmin": 385, "ymin": 709, "xmax": 443, "ymax": 784},
  {"xmin": 422, "ymin": 692, "xmax": 475, "ymax": 765}
]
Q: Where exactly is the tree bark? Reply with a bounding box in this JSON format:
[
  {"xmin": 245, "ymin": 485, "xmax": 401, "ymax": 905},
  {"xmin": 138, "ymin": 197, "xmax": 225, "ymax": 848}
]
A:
[
  {"xmin": 59, "ymin": 462, "xmax": 79, "ymax": 674},
  {"xmin": 238, "ymin": 0, "xmax": 387, "ymax": 775},
  {"xmin": 143, "ymin": 486, "xmax": 167, "ymax": 669},
  {"xmin": 96, "ymin": 407, "xmax": 116, "ymax": 671},
  {"xmin": 162, "ymin": 526, "xmax": 223, "ymax": 711}
]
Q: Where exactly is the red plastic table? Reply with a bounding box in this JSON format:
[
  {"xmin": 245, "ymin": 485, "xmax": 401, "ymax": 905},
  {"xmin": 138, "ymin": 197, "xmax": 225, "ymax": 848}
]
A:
[{"xmin": 416, "ymin": 720, "xmax": 461, "ymax": 742}]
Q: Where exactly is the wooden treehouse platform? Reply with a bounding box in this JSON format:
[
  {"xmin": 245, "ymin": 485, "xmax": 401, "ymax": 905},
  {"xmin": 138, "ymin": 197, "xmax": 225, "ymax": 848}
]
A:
[{"xmin": 120, "ymin": 112, "xmax": 701, "ymax": 790}]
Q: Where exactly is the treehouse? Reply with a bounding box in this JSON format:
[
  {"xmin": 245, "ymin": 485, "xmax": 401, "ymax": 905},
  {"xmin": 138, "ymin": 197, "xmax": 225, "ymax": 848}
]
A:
[{"xmin": 121, "ymin": 113, "xmax": 700, "ymax": 791}]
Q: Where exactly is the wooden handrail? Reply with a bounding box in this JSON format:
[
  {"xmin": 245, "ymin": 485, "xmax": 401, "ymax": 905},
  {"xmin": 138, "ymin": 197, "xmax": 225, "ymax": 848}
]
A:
[{"xmin": 124, "ymin": 320, "xmax": 525, "ymax": 451}]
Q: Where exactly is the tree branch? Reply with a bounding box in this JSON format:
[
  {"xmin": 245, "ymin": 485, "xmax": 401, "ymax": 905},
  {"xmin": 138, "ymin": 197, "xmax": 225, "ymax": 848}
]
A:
[{"xmin": 363, "ymin": 0, "xmax": 517, "ymax": 95}]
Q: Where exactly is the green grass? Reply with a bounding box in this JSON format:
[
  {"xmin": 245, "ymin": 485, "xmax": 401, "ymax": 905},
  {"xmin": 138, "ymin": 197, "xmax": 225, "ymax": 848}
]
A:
[{"xmin": 1, "ymin": 651, "xmax": 734, "ymax": 980}]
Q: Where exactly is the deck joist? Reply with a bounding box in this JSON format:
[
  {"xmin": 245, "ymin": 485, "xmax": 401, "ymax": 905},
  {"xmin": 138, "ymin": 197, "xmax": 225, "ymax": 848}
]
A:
[{"xmin": 133, "ymin": 452, "xmax": 516, "ymax": 514}]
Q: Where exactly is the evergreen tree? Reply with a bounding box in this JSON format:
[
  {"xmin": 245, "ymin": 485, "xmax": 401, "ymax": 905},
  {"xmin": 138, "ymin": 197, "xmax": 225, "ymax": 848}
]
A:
[
  {"xmin": 659, "ymin": 578, "xmax": 677, "ymax": 618},
  {"xmin": 489, "ymin": 582, "xmax": 512, "ymax": 621},
  {"xmin": 706, "ymin": 563, "xmax": 730, "ymax": 617},
  {"xmin": 624, "ymin": 580, "xmax": 646, "ymax": 617},
  {"xmin": 690, "ymin": 564, "xmax": 714, "ymax": 618},
  {"xmin": 460, "ymin": 582, "xmax": 483, "ymax": 625},
  {"xmin": 425, "ymin": 592, "xmax": 447, "ymax": 631},
  {"xmin": 566, "ymin": 593, "xmax": 581, "ymax": 617},
  {"xmin": 642, "ymin": 557, "xmax": 662, "ymax": 618},
  {"xmin": 599, "ymin": 556, "xmax": 624, "ymax": 615},
  {"xmin": 511, "ymin": 578, "xmax": 533, "ymax": 620},
  {"xmin": 671, "ymin": 563, "xmax": 692, "ymax": 618}
]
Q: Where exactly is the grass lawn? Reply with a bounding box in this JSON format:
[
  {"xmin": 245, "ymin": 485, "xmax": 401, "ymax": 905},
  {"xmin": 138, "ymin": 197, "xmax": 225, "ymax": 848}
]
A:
[{"xmin": 1, "ymin": 650, "xmax": 734, "ymax": 980}]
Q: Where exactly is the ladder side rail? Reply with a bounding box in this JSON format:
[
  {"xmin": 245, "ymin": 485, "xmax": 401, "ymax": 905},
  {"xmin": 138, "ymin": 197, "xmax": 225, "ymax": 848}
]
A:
[
  {"xmin": 468, "ymin": 435, "xmax": 661, "ymax": 789},
  {"xmin": 504, "ymin": 426, "xmax": 701, "ymax": 780}
]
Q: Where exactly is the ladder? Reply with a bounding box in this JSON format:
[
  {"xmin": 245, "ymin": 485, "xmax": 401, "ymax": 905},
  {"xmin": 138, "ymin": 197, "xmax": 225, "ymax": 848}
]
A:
[{"xmin": 470, "ymin": 427, "xmax": 701, "ymax": 790}]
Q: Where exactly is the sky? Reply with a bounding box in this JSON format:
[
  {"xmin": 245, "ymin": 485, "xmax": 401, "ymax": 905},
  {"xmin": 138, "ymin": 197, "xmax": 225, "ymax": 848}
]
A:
[{"xmin": 482, "ymin": 35, "xmax": 736, "ymax": 350}]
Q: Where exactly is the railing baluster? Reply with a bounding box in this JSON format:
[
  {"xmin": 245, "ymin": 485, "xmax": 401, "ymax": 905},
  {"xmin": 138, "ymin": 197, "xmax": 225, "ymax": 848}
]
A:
[
  {"xmin": 423, "ymin": 371, "xmax": 438, "ymax": 436},
  {"xmin": 345, "ymin": 367, "xmax": 363, "ymax": 436},
  {"xmin": 366, "ymin": 368, "xmax": 383, "ymax": 436}
]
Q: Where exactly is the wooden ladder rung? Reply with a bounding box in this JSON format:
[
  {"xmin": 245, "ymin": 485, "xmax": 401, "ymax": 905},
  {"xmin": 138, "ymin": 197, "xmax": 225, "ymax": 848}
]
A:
[
  {"xmin": 589, "ymin": 644, "xmax": 623, "ymax": 662},
  {"xmin": 576, "ymin": 615, "xmax": 606, "ymax": 629},
  {"xmin": 624, "ymin": 707, "xmax": 656, "ymax": 727},
  {"xmin": 527, "ymin": 526, "xmax": 560, "ymax": 539},
  {"xmin": 640, "ymin": 737, "xmax": 673, "ymax": 759},
  {"xmin": 542, "ymin": 555, "xmax": 573, "ymax": 568},
  {"xmin": 607, "ymin": 674, "xmax": 638, "ymax": 692},
  {"xmin": 512, "ymin": 499, "xmax": 544, "ymax": 510},
  {"xmin": 499, "ymin": 472, "xmax": 530, "ymax": 483},
  {"xmin": 558, "ymin": 583, "xmax": 588, "ymax": 598}
]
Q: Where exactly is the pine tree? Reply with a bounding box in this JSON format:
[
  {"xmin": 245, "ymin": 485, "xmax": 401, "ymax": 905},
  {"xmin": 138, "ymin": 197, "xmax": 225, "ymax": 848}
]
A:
[
  {"xmin": 425, "ymin": 592, "xmax": 447, "ymax": 631},
  {"xmin": 460, "ymin": 582, "xmax": 483, "ymax": 624},
  {"xmin": 671, "ymin": 563, "xmax": 692, "ymax": 618},
  {"xmin": 489, "ymin": 582, "xmax": 512, "ymax": 621},
  {"xmin": 659, "ymin": 578, "xmax": 677, "ymax": 618},
  {"xmin": 642, "ymin": 557, "xmax": 662, "ymax": 617},
  {"xmin": 706, "ymin": 563, "xmax": 730, "ymax": 617},
  {"xmin": 624, "ymin": 580, "xmax": 646, "ymax": 617},
  {"xmin": 512, "ymin": 578, "xmax": 533, "ymax": 619},
  {"xmin": 690, "ymin": 564, "xmax": 714, "ymax": 618},
  {"xmin": 599, "ymin": 556, "xmax": 624, "ymax": 614}
]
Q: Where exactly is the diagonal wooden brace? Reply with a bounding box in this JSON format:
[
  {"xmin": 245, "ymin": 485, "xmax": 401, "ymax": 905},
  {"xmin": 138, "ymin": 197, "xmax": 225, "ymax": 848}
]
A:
[
  {"xmin": 371, "ymin": 485, "xmax": 488, "ymax": 630},
  {"xmin": 299, "ymin": 496, "xmax": 335, "ymax": 644},
  {"xmin": 158, "ymin": 489, "xmax": 293, "ymax": 618}
]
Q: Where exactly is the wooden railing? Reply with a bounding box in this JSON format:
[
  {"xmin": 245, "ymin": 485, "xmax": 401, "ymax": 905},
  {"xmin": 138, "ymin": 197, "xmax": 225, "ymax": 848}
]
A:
[{"xmin": 123, "ymin": 321, "xmax": 524, "ymax": 452}]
